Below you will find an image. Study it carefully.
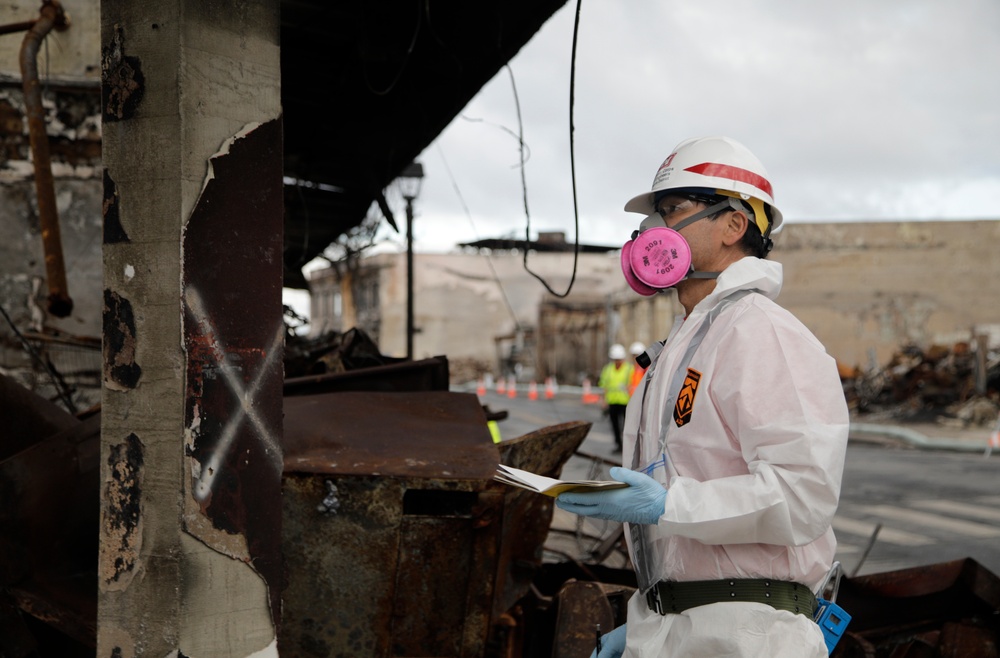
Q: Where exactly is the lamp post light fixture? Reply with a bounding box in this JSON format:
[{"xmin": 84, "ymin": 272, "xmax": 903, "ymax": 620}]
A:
[{"xmin": 399, "ymin": 162, "xmax": 424, "ymax": 360}]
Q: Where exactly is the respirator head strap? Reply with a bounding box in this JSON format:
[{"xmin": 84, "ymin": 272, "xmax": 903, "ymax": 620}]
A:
[
  {"xmin": 669, "ymin": 197, "xmax": 743, "ymax": 233},
  {"xmin": 661, "ymin": 198, "xmax": 734, "ymax": 283}
]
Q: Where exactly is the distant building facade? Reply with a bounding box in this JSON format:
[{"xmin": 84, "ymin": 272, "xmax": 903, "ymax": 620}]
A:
[
  {"xmin": 308, "ymin": 247, "xmax": 630, "ymax": 383},
  {"xmin": 310, "ymin": 220, "xmax": 1000, "ymax": 384}
]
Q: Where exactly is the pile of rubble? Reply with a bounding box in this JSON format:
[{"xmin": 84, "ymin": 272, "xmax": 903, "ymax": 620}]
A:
[{"xmin": 846, "ymin": 341, "xmax": 1000, "ymax": 427}]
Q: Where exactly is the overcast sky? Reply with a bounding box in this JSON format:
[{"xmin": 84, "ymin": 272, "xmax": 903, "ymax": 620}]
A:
[{"xmin": 376, "ymin": 0, "xmax": 1000, "ymax": 255}]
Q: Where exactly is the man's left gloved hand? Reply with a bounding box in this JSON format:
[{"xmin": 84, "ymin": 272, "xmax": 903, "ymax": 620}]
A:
[
  {"xmin": 556, "ymin": 467, "xmax": 666, "ymax": 525},
  {"xmin": 589, "ymin": 623, "xmax": 627, "ymax": 658}
]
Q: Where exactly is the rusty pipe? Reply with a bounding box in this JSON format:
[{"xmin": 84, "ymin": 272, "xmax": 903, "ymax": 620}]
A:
[
  {"xmin": 0, "ymin": 20, "xmax": 37, "ymax": 36},
  {"xmin": 19, "ymin": 0, "xmax": 72, "ymax": 317}
]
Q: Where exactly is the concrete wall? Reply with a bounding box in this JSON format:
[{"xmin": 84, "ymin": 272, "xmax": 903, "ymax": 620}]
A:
[
  {"xmin": 0, "ymin": 1, "xmax": 101, "ymax": 84},
  {"xmin": 773, "ymin": 220, "xmax": 1000, "ymax": 368},
  {"xmin": 96, "ymin": 1, "xmax": 284, "ymax": 655},
  {"xmin": 309, "ymin": 250, "xmax": 629, "ymax": 377}
]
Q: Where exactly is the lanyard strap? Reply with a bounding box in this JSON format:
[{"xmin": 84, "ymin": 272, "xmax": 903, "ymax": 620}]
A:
[
  {"xmin": 628, "ymin": 288, "xmax": 759, "ymax": 594},
  {"xmin": 631, "ymin": 288, "xmax": 756, "ymax": 471}
]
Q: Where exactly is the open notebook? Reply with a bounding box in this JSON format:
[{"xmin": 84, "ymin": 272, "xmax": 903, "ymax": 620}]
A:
[{"xmin": 494, "ymin": 464, "xmax": 628, "ymax": 497}]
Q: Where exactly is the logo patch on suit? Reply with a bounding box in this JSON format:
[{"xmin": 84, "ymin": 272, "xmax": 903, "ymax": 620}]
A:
[{"xmin": 673, "ymin": 368, "xmax": 701, "ymax": 427}]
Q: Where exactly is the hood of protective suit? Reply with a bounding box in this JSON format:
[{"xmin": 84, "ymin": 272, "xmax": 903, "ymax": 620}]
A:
[{"xmin": 696, "ymin": 256, "xmax": 783, "ymax": 311}]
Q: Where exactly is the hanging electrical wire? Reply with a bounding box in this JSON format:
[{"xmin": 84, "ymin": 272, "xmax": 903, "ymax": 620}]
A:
[
  {"xmin": 513, "ymin": 0, "xmax": 583, "ymax": 298},
  {"xmin": 435, "ymin": 143, "xmax": 522, "ymax": 331},
  {"xmin": 458, "ymin": 114, "xmax": 533, "ymax": 166},
  {"xmin": 0, "ymin": 302, "xmax": 77, "ymax": 414}
]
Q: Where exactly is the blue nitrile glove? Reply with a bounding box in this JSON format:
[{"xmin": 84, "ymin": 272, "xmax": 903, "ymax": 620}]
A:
[
  {"xmin": 589, "ymin": 623, "xmax": 627, "ymax": 658},
  {"xmin": 556, "ymin": 467, "xmax": 666, "ymax": 525}
]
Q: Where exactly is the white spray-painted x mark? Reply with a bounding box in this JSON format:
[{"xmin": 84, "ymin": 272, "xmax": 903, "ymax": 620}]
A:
[{"xmin": 185, "ymin": 287, "xmax": 283, "ymax": 502}]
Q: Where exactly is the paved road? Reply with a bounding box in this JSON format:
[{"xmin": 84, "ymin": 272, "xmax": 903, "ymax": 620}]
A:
[{"xmin": 476, "ymin": 387, "xmax": 1000, "ymax": 578}]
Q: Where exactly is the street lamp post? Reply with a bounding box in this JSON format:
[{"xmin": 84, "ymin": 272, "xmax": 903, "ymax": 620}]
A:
[{"xmin": 398, "ymin": 162, "xmax": 424, "ymax": 360}]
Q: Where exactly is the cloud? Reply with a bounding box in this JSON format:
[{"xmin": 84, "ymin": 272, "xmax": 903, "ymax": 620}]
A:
[{"xmin": 402, "ymin": 0, "xmax": 1000, "ymax": 252}]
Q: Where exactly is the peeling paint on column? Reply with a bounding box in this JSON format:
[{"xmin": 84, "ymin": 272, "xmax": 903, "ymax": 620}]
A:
[
  {"xmin": 100, "ymin": 433, "xmax": 143, "ymax": 588},
  {"xmin": 103, "ymin": 289, "xmax": 142, "ymax": 389},
  {"xmin": 181, "ymin": 118, "xmax": 284, "ymax": 624},
  {"xmin": 101, "ymin": 25, "xmax": 145, "ymax": 122},
  {"xmin": 103, "ymin": 169, "xmax": 129, "ymax": 244}
]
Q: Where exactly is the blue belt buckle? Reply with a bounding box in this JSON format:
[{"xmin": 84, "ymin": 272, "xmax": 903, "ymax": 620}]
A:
[
  {"xmin": 814, "ymin": 597, "xmax": 851, "ymax": 653},
  {"xmin": 813, "ymin": 561, "xmax": 850, "ymax": 654}
]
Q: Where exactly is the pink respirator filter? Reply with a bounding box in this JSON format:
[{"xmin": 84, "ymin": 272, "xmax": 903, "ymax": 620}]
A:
[{"xmin": 621, "ymin": 227, "xmax": 692, "ymax": 294}]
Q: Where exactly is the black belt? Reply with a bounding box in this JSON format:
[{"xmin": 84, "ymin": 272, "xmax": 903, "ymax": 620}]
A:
[{"xmin": 646, "ymin": 578, "xmax": 817, "ymax": 617}]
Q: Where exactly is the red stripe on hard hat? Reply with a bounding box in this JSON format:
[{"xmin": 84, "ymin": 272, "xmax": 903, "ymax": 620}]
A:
[{"xmin": 684, "ymin": 163, "xmax": 774, "ymax": 198}]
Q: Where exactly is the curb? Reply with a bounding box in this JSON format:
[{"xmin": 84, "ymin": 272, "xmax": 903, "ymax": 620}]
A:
[{"xmin": 850, "ymin": 423, "xmax": 992, "ymax": 454}]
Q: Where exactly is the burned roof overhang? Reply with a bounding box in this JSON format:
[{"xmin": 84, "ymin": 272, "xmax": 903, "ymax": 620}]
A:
[
  {"xmin": 457, "ymin": 237, "xmax": 619, "ymax": 253},
  {"xmin": 280, "ymin": 0, "xmax": 570, "ymax": 287}
]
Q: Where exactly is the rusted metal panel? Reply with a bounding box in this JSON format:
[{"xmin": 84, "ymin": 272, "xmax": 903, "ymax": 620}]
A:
[
  {"xmin": 284, "ymin": 355, "xmax": 450, "ymax": 396},
  {"xmin": 492, "ymin": 421, "xmax": 592, "ymax": 619},
  {"xmin": 0, "ymin": 371, "xmax": 79, "ymax": 461},
  {"xmin": 283, "ymin": 391, "xmax": 496, "ymax": 479},
  {"xmin": 939, "ymin": 622, "xmax": 997, "ymax": 658},
  {"xmin": 281, "ymin": 473, "xmax": 405, "ymax": 657},
  {"xmin": 280, "ymin": 390, "xmax": 503, "ymax": 657},
  {"xmin": 460, "ymin": 489, "xmax": 506, "ymax": 657},
  {"xmin": 551, "ymin": 581, "xmax": 619, "ymax": 658},
  {"xmin": 392, "ymin": 516, "xmax": 478, "ymax": 656},
  {"xmin": 498, "ymin": 421, "xmax": 592, "ymax": 478},
  {"xmin": 828, "ymin": 558, "xmax": 999, "ymax": 656}
]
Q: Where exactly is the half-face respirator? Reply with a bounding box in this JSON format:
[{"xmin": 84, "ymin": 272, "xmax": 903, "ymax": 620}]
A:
[{"xmin": 620, "ymin": 196, "xmax": 745, "ymax": 296}]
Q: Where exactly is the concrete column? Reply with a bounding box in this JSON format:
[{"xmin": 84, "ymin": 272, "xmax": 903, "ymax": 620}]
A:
[{"xmin": 99, "ymin": 2, "xmax": 283, "ymax": 656}]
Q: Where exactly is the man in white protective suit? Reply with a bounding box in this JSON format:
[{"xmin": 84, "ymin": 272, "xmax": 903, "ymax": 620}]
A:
[{"xmin": 556, "ymin": 136, "xmax": 849, "ymax": 657}]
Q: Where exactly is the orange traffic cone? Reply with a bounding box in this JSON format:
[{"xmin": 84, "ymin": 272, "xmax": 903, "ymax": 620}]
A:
[
  {"xmin": 544, "ymin": 377, "xmax": 556, "ymax": 399},
  {"xmin": 986, "ymin": 430, "xmax": 1000, "ymax": 457},
  {"xmin": 496, "ymin": 378, "xmax": 506, "ymax": 395},
  {"xmin": 476, "ymin": 379, "xmax": 486, "ymax": 396},
  {"xmin": 528, "ymin": 381, "xmax": 538, "ymax": 401},
  {"xmin": 581, "ymin": 378, "xmax": 601, "ymax": 404},
  {"xmin": 507, "ymin": 376, "xmax": 517, "ymax": 398}
]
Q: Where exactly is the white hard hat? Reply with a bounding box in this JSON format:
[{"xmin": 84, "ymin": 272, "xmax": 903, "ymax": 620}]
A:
[
  {"xmin": 624, "ymin": 136, "xmax": 783, "ymax": 236},
  {"xmin": 609, "ymin": 344, "xmax": 627, "ymax": 360},
  {"xmin": 629, "ymin": 341, "xmax": 645, "ymax": 356}
]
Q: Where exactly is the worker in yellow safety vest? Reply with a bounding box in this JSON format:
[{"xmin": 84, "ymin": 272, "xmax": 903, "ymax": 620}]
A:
[{"xmin": 598, "ymin": 343, "xmax": 634, "ymax": 452}]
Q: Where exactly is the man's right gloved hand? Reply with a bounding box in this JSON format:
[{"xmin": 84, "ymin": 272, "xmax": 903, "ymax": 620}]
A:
[
  {"xmin": 589, "ymin": 623, "xmax": 626, "ymax": 658},
  {"xmin": 556, "ymin": 467, "xmax": 666, "ymax": 525}
]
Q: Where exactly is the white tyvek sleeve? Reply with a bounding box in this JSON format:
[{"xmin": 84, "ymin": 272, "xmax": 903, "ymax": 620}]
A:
[{"xmin": 660, "ymin": 305, "xmax": 849, "ymax": 546}]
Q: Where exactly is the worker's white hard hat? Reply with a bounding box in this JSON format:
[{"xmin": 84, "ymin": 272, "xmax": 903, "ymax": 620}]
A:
[
  {"xmin": 629, "ymin": 341, "xmax": 645, "ymax": 356},
  {"xmin": 624, "ymin": 136, "xmax": 783, "ymax": 236},
  {"xmin": 609, "ymin": 344, "xmax": 627, "ymax": 360}
]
